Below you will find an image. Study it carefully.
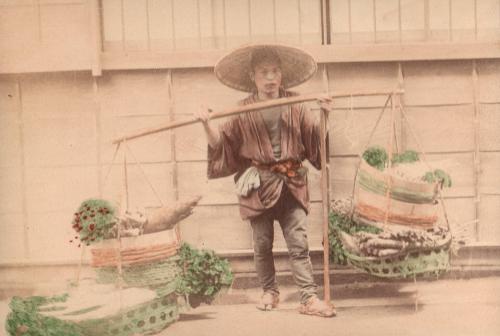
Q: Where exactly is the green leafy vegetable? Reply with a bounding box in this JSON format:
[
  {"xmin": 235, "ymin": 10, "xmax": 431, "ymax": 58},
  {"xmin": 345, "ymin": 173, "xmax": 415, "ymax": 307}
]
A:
[
  {"xmin": 175, "ymin": 243, "xmax": 233, "ymax": 307},
  {"xmin": 392, "ymin": 150, "xmax": 420, "ymax": 164},
  {"xmin": 362, "ymin": 146, "xmax": 388, "ymax": 171},
  {"xmin": 422, "ymin": 169, "xmax": 452, "ymax": 188}
]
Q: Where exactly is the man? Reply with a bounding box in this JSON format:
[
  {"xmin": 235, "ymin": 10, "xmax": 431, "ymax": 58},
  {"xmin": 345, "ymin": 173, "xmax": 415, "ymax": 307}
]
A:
[{"xmin": 197, "ymin": 44, "xmax": 335, "ymax": 317}]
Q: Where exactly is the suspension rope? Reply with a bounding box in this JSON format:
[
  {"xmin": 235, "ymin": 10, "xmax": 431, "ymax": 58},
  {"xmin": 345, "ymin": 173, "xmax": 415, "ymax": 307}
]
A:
[{"xmin": 123, "ymin": 141, "xmax": 165, "ymax": 207}]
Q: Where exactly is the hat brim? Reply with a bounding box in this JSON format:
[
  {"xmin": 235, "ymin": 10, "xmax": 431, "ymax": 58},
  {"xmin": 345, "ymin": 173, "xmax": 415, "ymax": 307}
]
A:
[{"xmin": 214, "ymin": 44, "xmax": 318, "ymax": 92}]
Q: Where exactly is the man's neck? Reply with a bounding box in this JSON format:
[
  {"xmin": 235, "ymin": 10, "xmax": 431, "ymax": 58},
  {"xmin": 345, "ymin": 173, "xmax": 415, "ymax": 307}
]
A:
[{"xmin": 257, "ymin": 91, "xmax": 279, "ymax": 101}]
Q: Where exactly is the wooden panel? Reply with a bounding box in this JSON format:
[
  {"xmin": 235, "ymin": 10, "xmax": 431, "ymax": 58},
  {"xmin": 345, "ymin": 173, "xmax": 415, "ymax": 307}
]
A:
[
  {"xmin": 479, "ymin": 104, "xmax": 500, "ymax": 151},
  {"xmin": 98, "ymin": 70, "xmax": 169, "ymax": 117},
  {"xmin": 298, "ymin": 0, "xmax": 322, "ymax": 44},
  {"xmin": 27, "ymin": 211, "xmax": 82, "ymax": 262},
  {"xmin": 329, "ymin": 157, "xmax": 358, "ymax": 198},
  {"xmin": 403, "ymin": 61, "xmax": 473, "ymax": 106},
  {"xmin": 477, "ymin": 60, "xmax": 500, "ymax": 103},
  {"xmin": 295, "ymin": 65, "xmax": 327, "ymax": 94},
  {"xmin": 0, "ymin": 4, "xmax": 39, "ymax": 52},
  {"xmin": 0, "ymin": 78, "xmax": 21, "ymax": 167},
  {"xmin": 0, "ymin": 214, "xmax": 25, "ymax": 262},
  {"xmin": 480, "ymin": 152, "xmax": 500, "ymax": 194},
  {"xmin": 329, "ymin": 62, "xmax": 398, "ymax": 107},
  {"xmin": 330, "ymin": 0, "xmax": 350, "ymax": 43},
  {"xmin": 172, "ymin": 0, "xmax": 200, "ymax": 49},
  {"xmin": 39, "ymin": 1, "xmax": 89, "ymax": 49},
  {"xmin": 198, "ymin": 0, "xmax": 215, "ymax": 49},
  {"xmin": 400, "ymin": 0, "xmax": 425, "ymax": 42},
  {"xmin": 478, "ymin": 195, "xmax": 500, "ymax": 243},
  {"xmin": 148, "ymin": 0, "xmax": 175, "ymax": 51},
  {"xmin": 0, "ymin": 112, "xmax": 21, "ymax": 167},
  {"xmin": 350, "ymin": 0, "xmax": 375, "ymax": 43},
  {"xmin": 428, "ymin": 0, "xmax": 450, "ymax": 41},
  {"xmin": 249, "ymin": 0, "xmax": 277, "ymax": 43},
  {"xmin": 24, "ymin": 117, "xmax": 98, "ymax": 167},
  {"xmin": 100, "ymin": 115, "xmax": 172, "ymax": 164},
  {"xmin": 275, "ymin": 0, "xmax": 300, "ymax": 44},
  {"xmin": 102, "ymin": 0, "xmax": 123, "ymax": 50},
  {"xmin": 442, "ymin": 197, "xmax": 476, "ymax": 245},
  {"xmin": 329, "ymin": 107, "xmax": 392, "ymax": 156},
  {"xmin": 25, "ymin": 166, "xmax": 99, "ymax": 213},
  {"xmin": 476, "ymin": 0, "xmax": 500, "ymax": 41},
  {"xmin": 425, "ymin": 153, "xmax": 475, "ymax": 198},
  {"xmin": 178, "ymin": 204, "xmax": 253, "ymax": 250},
  {"xmin": 100, "ymin": 162, "xmax": 176, "ymax": 210},
  {"xmin": 20, "ymin": 72, "xmax": 94, "ymax": 121},
  {"xmin": 0, "ymin": 167, "xmax": 23, "ymax": 214},
  {"xmin": 224, "ymin": 0, "xmax": 251, "ymax": 47},
  {"xmin": 123, "ymin": 0, "xmax": 148, "ymax": 50},
  {"xmin": 210, "ymin": 0, "xmax": 226, "ymax": 48},
  {"xmin": 450, "ymin": 0, "xmax": 475, "ymax": 41},
  {"xmin": 374, "ymin": 0, "xmax": 399, "ymax": 43},
  {"xmin": 403, "ymin": 105, "xmax": 474, "ymax": 152},
  {"xmin": 177, "ymin": 161, "xmax": 237, "ymax": 205}
]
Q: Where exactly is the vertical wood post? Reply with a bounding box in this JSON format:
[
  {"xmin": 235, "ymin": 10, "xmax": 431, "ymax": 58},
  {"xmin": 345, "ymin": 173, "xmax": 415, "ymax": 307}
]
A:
[
  {"xmin": 320, "ymin": 65, "xmax": 331, "ymax": 303},
  {"xmin": 90, "ymin": 0, "xmax": 103, "ymax": 76},
  {"xmin": 472, "ymin": 61, "xmax": 481, "ymax": 241}
]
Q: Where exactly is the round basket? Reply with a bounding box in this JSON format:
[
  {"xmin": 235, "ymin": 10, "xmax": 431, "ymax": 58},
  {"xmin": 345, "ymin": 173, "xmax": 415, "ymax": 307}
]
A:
[
  {"xmin": 90, "ymin": 229, "xmax": 180, "ymax": 268},
  {"xmin": 8, "ymin": 290, "xmax": 180, "ymax": 336},
  {"xmin": 95, "ymin": 256, "xmax": 181, "ymax": 296},
  {"xmin": 342, "ymin": 232, "xmax": 452, "ymax": 278}
]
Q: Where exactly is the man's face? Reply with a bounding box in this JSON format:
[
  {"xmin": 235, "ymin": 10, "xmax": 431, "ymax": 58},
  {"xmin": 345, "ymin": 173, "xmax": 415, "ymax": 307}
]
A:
[{"xmin": 251, "ymin": 61, "xmax": 282, "ymax": 98}]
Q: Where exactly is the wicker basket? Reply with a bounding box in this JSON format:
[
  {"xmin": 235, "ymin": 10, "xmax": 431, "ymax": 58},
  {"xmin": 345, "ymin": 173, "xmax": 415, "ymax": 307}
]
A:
[
  {"xmin": 8, "ymin": 290, "xmax": 180, "ymax": 336},
  {"xmin": 340, "ymin": 229, "xmax": 452, "ymax": 278},
  {"xmin": 90, "ymin": 229, "xmax": 180, "ymax": 268},
  {"xmin": 354, "ymin": 160, "xmax": 440, "ymax": 229}
]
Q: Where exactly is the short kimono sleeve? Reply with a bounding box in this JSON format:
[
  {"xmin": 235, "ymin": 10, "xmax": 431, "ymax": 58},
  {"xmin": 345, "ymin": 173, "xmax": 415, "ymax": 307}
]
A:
[
  {"xmin": 300, "ymin": 103, "xmax": 329, "ymax": 170},
  {"xmin": 207, "ymin": 116, "xmax": 245, "ymax": 179}
]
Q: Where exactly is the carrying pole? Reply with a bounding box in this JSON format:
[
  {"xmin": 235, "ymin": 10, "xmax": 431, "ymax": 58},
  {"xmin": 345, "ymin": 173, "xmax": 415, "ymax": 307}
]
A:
[{"xmin": 111, "ymin": 90, "xmax": 404, "ymax": 145}]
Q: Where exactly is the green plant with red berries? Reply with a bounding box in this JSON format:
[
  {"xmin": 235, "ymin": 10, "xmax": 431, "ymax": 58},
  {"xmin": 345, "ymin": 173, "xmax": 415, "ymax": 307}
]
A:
[{"xmin": 71, "ymin": 199, "xmax": 116, "ymax": 247}]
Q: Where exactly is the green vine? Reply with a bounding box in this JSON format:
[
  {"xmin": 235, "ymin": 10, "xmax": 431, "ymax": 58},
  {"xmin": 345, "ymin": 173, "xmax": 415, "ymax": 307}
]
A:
[{"xmin": 175, "ymin": 243, "xmax": 233, "ymax": 307}]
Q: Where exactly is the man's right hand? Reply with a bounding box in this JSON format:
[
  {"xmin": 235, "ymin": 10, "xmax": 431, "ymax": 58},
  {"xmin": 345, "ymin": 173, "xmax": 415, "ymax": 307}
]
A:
[
  {"xmin": 196, "ymin": 105, "xmax": 212, "ymax": 125},
  {"xmin": 196, "ymin": 105, "xmax": 220, "ymax": 148}
]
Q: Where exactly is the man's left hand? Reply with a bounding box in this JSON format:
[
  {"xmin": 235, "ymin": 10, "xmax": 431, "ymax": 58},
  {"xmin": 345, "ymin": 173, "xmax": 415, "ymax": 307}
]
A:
[{"xmin": 317, "ymin": 96, "xmax": 333, "ymax": 113}]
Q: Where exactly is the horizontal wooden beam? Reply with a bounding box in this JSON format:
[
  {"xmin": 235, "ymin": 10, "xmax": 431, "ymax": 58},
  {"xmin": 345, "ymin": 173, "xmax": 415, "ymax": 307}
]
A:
[
  {"xmin": 2, "ymin": 42, "xmax": 499, "ymax": 74},
  {"xmin": 100, "ymin": 42, "xmax": 500, "ymax": 71}
]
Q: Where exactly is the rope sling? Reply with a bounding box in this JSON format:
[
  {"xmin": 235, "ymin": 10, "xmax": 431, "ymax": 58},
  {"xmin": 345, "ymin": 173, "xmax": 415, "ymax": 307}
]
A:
[{"xmin": 335, "ymin": 93, "xmax": 453, "ymax": 279}]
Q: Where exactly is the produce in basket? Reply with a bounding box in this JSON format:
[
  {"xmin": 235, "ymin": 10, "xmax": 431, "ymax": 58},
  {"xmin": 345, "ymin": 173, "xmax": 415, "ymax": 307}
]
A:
[{"xmin": 71, "ymin": 196, "xmax": 202, "ymax": 246}]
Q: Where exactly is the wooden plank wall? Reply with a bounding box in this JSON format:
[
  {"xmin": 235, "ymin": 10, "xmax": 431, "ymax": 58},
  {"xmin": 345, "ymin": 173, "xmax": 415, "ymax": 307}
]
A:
[{"xmin": 1, "ymin": 58, "xmax": 500, "ymax": 264}]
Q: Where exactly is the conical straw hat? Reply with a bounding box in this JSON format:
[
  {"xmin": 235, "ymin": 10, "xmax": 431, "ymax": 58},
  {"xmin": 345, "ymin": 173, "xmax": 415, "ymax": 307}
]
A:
[{"xmin": 214, "ymin": 44, "xmax": 317, "ymax": 92}]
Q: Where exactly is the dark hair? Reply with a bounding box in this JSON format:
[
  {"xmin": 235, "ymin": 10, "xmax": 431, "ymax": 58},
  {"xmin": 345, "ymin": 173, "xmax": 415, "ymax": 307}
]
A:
[{"xmin": 250, "ymin": 47, "xmax": 282, "ymax": 71}]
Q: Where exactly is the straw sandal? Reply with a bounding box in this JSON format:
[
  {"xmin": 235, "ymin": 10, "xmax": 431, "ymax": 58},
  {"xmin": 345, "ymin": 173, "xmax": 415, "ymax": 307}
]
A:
[
  {"xmin": 299, "ymin": 296, "xmax": 336, "ymax": 317},
  {"xmin": 256, "ymin": 291, "xmax": 280, "ymax": 311}
]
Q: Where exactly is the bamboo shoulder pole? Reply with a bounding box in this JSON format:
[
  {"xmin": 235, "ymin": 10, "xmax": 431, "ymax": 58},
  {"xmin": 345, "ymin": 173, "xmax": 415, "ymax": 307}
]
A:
[{"xmin": 112, "ymin": 90, "xmax": 404, "ymax": 144}]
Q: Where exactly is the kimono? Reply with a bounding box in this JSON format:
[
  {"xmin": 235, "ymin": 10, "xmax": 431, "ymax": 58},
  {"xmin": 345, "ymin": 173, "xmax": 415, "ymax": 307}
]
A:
[{"xmin": 207, "ymin": 90, "xmax": 324, "ymax": 220}]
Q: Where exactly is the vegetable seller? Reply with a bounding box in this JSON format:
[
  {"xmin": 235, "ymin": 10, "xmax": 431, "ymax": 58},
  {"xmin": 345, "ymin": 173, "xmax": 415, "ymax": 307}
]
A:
[{"xmin": 196, "ymin": 44, "xmax": 335, "ymax": 318}]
